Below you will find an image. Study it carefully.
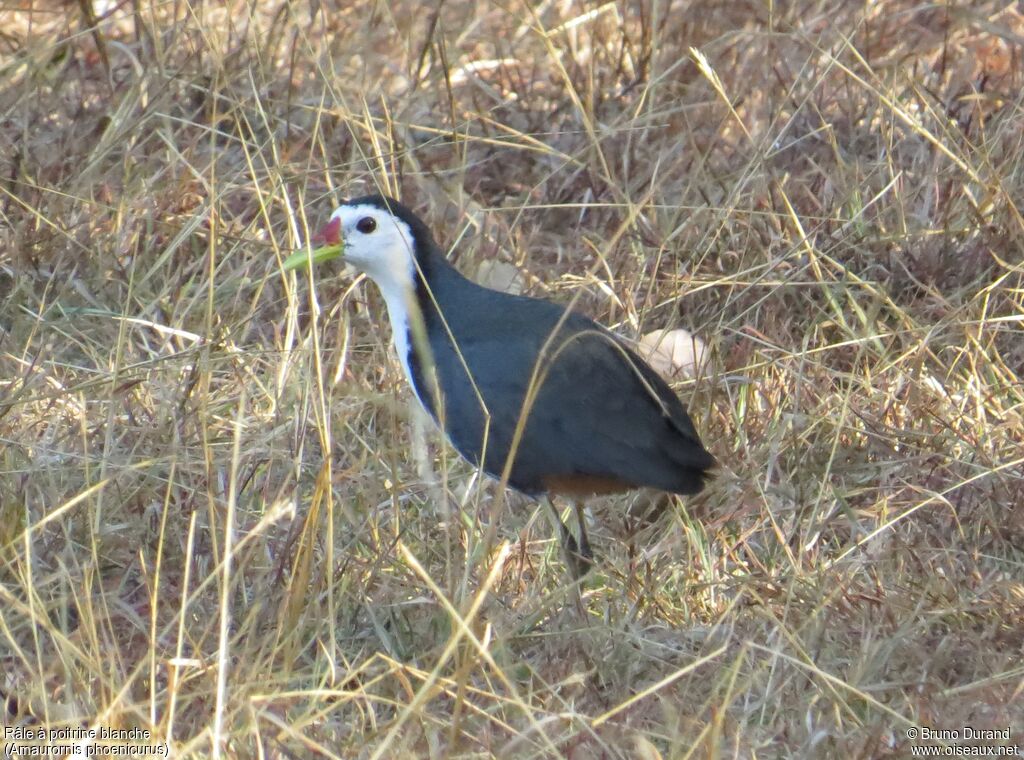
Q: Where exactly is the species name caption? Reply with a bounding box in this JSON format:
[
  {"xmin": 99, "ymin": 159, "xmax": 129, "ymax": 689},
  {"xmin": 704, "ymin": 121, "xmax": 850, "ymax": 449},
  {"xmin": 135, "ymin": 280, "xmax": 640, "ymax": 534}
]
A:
[{"xmin": 4, "ymin": 726, "xmax": 169, "ymax": 757}]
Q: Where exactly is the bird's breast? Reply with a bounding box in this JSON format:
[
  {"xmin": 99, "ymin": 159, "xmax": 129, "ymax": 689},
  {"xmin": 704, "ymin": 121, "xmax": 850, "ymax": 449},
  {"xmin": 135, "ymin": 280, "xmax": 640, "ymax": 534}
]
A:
[{"xmin": 373, "ymin": 279, "xmax": 423, "ymax": 405}]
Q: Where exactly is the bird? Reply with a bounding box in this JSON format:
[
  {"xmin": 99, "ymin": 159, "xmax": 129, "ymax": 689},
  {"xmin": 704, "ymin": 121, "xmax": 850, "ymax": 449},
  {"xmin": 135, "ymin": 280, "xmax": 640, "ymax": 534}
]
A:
[{"xmin": 283, "ymin": 194, "xmax": 715, "ymax": 577}]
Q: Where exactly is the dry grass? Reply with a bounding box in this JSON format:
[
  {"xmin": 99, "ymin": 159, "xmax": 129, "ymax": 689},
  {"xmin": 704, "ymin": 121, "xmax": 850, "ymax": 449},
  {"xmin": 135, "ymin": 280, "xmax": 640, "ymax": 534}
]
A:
[{"xmin": 2, "ymin": 1, "xmax": 1023, "ymax": 757}]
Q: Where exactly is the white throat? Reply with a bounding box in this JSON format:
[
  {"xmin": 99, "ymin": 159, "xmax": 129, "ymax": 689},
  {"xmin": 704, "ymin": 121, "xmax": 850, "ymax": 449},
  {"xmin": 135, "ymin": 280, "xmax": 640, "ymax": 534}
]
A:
[{"xmin": 365, "ymin": 261, "xmax": 421, "ymax": 402}]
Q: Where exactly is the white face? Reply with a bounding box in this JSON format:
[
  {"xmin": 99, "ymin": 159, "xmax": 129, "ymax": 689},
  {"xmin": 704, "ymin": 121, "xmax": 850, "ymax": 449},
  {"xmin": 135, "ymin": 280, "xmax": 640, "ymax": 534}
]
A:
[
  {"xmin": 322, "ymin": 202, "xmax": 420, "ymax": 395},
  {"xmin": 328, "ymin": 203, "xmax": 417, "ymax": 294}
]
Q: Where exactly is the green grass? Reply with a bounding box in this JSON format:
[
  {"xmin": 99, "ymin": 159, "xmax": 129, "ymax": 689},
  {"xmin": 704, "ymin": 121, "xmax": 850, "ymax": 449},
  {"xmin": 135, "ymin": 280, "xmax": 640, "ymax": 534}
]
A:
[{"xmin": 1, "ymin": 1, "xmax": 1022, "ymax": 757}]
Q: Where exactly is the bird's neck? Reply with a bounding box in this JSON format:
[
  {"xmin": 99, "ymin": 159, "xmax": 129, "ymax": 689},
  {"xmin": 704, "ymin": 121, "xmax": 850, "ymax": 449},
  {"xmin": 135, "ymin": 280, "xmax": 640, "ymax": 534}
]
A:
[
  {"xmin": 373, "ymin": 263, "xmax": 419, "ymax": 399},
  {"xmin": 411, "ymin": 243, "xmax": 470, "ymax": 320},
  {"xmin": 374, "ymin": 242, "xmax": 468, "ymax": 405}
]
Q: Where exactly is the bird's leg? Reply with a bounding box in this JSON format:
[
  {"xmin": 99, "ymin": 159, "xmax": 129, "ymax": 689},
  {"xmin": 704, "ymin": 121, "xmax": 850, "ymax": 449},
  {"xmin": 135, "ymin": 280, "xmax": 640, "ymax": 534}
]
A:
[
  {"xmin": 544, "ymin": 497, "xmax": 593, "ymax": 581},
  {"xmin": 543, "ymin": 497, "xmax": 577, "ymax": 553},
  {"xmin": 543, "ymin": 498, "xmax": 587, "ymax": 580},
  {"xmin": 573, "ymin": 501, "xmax": 594, "ymax": 567}
]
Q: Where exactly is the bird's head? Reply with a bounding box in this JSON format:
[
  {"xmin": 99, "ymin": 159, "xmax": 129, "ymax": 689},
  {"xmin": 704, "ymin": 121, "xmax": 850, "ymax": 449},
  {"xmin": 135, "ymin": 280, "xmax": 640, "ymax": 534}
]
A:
[{"xmin": 283, "ymin": 194, "xmax": 425, "ymax": 296}]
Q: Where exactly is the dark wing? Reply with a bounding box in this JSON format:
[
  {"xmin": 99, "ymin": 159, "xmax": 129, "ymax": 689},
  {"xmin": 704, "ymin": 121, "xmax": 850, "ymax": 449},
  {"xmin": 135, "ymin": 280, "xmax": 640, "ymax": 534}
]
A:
[
  {"xmin": 525, "ymin": 317, "xmax": 714, "ymax": 494},
  {"xmin": 432, "ymin": 294, "xmax": 714, "ymax": 496}
]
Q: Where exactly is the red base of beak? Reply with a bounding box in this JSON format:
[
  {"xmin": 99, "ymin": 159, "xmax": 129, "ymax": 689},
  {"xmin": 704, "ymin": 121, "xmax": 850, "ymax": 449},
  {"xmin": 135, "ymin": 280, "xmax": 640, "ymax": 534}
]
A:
[{"xmin": 311, "ymin": 216, "xmax": 342, "ymax": 246}]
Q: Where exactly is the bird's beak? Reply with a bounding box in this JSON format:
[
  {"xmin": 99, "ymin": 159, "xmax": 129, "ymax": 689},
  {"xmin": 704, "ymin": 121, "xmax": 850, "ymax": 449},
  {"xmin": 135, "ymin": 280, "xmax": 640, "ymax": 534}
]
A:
[{"xmin": 282, "ymin": 216, "xmax": 345, "ymax": 271}]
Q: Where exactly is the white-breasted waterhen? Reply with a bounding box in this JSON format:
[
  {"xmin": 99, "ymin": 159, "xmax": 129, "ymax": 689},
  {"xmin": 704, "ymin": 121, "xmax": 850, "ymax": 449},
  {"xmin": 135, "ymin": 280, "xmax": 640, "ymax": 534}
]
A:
[{"xmin": 284, "ymin": 194, "xmax": 715, "ymax": 577}]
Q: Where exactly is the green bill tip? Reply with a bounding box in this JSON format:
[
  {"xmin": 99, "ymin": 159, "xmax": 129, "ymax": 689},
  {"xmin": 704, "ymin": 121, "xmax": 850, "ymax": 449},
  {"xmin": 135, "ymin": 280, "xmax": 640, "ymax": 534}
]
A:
[{"xmin": 282, "ymin": 243, "xmax": 345, "ymax": 271}]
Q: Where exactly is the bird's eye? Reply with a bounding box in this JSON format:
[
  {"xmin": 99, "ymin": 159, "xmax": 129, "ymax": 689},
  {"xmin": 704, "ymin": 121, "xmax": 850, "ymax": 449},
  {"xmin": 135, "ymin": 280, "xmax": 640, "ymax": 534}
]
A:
[{"xmin": 356, "ymin": 216, "xmax": 377, "ymax": 234}]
